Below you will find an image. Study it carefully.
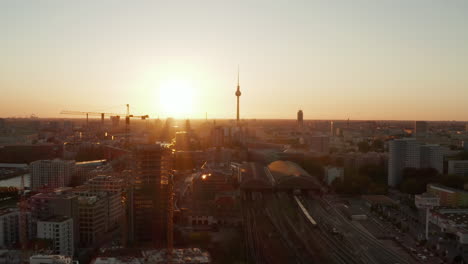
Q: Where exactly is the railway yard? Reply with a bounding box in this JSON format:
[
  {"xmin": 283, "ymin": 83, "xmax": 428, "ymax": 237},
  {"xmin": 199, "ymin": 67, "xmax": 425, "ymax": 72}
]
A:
[{"xmin": 242, "ymin": 191, "xmax": 416, "ymax": 264}]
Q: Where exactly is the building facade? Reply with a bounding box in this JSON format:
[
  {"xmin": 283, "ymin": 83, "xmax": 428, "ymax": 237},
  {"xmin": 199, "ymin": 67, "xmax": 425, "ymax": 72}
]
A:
[
  {"xmin": 29, "ymin": 190, "xmax": 79, "ymax": 246},
  {"xmin": 0, "ymin": 209, "xmax": 32, "ymax": 248},
  {"xmin": 388, "ymin": 138, "xmax": 420, "ymax": 187},
  {"xmin": 420, "ymin": 144, "xmax": 443, "ymax": 173},
  {"xmin": 448, "ymin": 160, "xmax": 468, "ymax": 177},
  {"xmin": 37, "ymin": 216, "xmax": 74, "ymax": 256},
  {"xmin": 130, "ymin": 144, "xmax": 173, "ymax": 246},
  {"xmin": 30, "ymin": 160, "xmax": 75, "ymax": 191}
]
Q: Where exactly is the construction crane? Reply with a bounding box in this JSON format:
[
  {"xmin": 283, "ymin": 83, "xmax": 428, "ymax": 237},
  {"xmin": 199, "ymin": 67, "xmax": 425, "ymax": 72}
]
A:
[
  {"xmin": 61, "ymin": 104, "xmax": 149, "ymax": 145},
  {"xmin": 60, "ymin": 111, "xmax": 115, "ymax": 128}
]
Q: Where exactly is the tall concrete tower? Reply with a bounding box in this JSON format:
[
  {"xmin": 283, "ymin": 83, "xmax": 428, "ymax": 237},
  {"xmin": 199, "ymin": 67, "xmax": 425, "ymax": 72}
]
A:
[
  {"xmin": 235, "ymin": 68, "xmax": 241, "ymax": 124},
  {"xmin": 297, "ymin": 110, "xmax": 304, "ymax": 127}
]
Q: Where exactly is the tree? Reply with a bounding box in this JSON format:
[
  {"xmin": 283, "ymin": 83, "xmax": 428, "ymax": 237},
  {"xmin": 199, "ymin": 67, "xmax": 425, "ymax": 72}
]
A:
[
  {"xmin": 358, "ymin": 141, "xmax": 370, "ymax": 153},
  {"xmin": 371, "ymin": 139, "xmax": 384, "ymax": 152}
]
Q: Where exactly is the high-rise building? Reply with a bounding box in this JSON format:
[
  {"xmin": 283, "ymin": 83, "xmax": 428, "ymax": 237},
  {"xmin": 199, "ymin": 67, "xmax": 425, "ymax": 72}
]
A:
[
  {"xmin": 388, "ymin": 138, "xmax": 421, "ymax": 187},
  {"xmin": 30, "ymin": 160, "xmax": 75, "ymax": 191},
  {"xmin": 415, "ymin": 121, "xmax": 429, "ymax": 137},
  {"xmin": 0, "ymin": 209, "xmax": 32, "ymax": 248},
  {"xmin": 76, "ymin": 196, "xmax": 107, "ymax": 246},
  {"xmin": 37, "ymin": 216, "xmax": 74, "ymax": 256},
  {"xmin": 297, "ymin": 110, "xmax": 303, "ymax": 127},
  {"xmin": 175, "ymin": 131, "xmax": 190, "ymax": 151},
  {"xmin": 29, "ymin": 190, "xmax": 79, "ymax": 246},
  {"xmin": 420, "ymin": 144, "xmax": 443, "ymax": 173},
  {"xmin": 307, "ymin": 136, "xmax": 330, "ymax": 154},
  {"xmin": 130, "ymin": 144, "xmax": 173, "ymax": 246},
  {"xmin": 70, "ymin": 184, "xmax": 123, "ymax": 246}
]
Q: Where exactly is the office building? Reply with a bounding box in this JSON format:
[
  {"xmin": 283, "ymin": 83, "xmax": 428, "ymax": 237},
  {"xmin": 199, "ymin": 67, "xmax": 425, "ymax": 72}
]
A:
[
  {"xmin": 448, "ymin": 160, "xmax": 468, "ymax": 177},
  {"xmin": 130, "ymin": 144, "xmax": 173, "ymax": 246},
  {"xmin": 76, "ymin": 196, "xmax": 107, "ymax": 246},
  {"xmin": 388, "ymin": 138, "xmax": 420, "ymax": 187},
  {"xmin": 70, "ymin": 184, "xmax": 123, "ymax": 246},
  {"xmin": 29, "ymin": 190, "xmax": 79, "ymax": 246},
  {"xmin": 37, "ymin": 216, "xmax": 74, "ymax": 256},
  {"xmin": 30, "ymin": 160, "xmax": 75, "ymax": 191},
  {"xmin": 0, "ymin": 209, "xmax": 32, "ymax": 248},
  {"xmin": 420, "ymin": 144, "xmax": 443, "ymax": 173},
  {"xmin": 415, "ymin": 121, "xmax": 428, "ymax": 137}
]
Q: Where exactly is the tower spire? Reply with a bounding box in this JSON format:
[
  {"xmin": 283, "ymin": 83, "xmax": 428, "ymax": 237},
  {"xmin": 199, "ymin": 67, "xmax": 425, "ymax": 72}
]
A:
[{"xmin": 235, "ymin": 66, "xmax": 241, "ymax": 125}]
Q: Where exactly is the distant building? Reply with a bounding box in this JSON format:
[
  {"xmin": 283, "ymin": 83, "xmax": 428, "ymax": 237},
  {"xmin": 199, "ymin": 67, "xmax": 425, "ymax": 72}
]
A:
[
  {"xmin": 388, "ymin": 138, "xmax": 420, "ymax": 187},
  {"xmin": 306, "ymin": 135, "xmax": 330, "ymax": 154},
  {"xmin": 448, "ymin": 160, "xmax": 468, "ymax": 177},
  {"xmin": 414, "ymin": 121, "xmax": 428, "ymax": 137},
  {"xmin": 210, "ymin": 127, "xmax": 224, "ymax": 147},
  {"xmin": 175, "ymin": 131, "xmax": 189, "ymax": 151},
  {"xmin": 297, "ymin": 110, "xmax": 303, "ymax": 127},
  {"xmin": 29, "ymin": 255, "xmax": 74, "ymax": 264},
  {"xmin": 325, "ymin": 167, "xmax": 344, "ymax": 185},
  {"xmin": 30, "ymin": 160, "xmax": 75, "ymax": 191},
  {"xmin": 37, "ymin": 216, "xmax": 74, "ymax": 256}
]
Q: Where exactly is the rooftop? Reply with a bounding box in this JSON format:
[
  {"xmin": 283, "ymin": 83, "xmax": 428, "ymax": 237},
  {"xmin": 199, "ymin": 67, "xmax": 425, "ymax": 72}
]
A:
[{"xmin": 267, "ymin": 160, "xmax": 321, "ymax": 190}]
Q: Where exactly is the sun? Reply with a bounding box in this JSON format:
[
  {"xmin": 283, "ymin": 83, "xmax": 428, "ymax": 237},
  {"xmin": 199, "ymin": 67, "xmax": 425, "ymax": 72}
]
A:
[{"xmin": 158, "ymin": 79, "xmax": 195, "ymax": 118}]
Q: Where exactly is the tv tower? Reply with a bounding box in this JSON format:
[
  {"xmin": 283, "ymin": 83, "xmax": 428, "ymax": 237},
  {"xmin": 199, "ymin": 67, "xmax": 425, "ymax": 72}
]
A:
[{"xmin": 235, "ymin": 67, "xmax": 241, "ymax": 124}]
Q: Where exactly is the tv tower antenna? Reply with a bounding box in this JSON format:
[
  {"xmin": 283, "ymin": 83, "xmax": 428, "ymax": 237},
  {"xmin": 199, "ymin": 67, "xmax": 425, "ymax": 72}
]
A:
[{"xmin": 235, "ymin": 66, "xmax": 241, "ymax": 125}]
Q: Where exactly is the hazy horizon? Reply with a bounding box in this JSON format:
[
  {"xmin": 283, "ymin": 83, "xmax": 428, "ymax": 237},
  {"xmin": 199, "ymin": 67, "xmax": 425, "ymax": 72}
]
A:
[{"xmin": 2, "ymin": 0, "xmax": 468, "ymax": 120}]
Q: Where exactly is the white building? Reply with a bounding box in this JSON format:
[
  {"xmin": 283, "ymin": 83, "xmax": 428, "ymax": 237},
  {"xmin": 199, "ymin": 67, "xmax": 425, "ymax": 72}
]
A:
[
  {"xmin": 420, "ymin": 144, "xmax": 443, "ymax": 173},
  {"xmin": 325, "ymin": 167, "xmax": 344, "ymax": 185},
  {"xmin": 29, "ymin": 255, "xmax": 74, "ymax": 264},
  {"xmin": 30, "ymin": 160, "xmax": 75, "ymax": 191},
  {"xmin": 37, "ymin": 216, "xmax": 74, "ymax": 256},
  {"xmin": 388, "ymin": 138, "xmax": 421, "ymax": 187},
  {"xmin": 448, "ymin": 160, "xmax": 468, "ymax": 177}
]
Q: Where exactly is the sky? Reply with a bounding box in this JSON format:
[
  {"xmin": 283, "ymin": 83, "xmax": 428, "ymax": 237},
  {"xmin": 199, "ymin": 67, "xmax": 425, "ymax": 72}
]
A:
[{"xmin": 1, "ymin": 0, "xmax": 468, "ymax": 120}]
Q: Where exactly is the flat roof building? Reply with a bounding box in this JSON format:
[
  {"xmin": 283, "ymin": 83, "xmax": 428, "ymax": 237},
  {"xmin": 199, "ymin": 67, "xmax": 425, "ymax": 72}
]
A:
[{"xmin": 37, "ymin": 216, "xmax": 74, "ymax": 257}]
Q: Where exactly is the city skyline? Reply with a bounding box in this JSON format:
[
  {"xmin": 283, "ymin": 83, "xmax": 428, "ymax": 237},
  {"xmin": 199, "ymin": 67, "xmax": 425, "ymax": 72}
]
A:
[{"xmin": 2, "ymin": 0, "xmax": 468, "ymax": 120}]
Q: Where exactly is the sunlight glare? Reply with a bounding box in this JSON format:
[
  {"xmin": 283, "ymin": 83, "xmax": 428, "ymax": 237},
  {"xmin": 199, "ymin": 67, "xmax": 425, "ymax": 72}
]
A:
[{"xmin": 159, "ymin": 79, "xmax": 194, "ymax": 118}]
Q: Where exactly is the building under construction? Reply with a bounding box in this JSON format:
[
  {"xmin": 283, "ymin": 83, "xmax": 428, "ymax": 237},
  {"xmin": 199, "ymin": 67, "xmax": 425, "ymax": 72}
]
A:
[{"xmin": 129, "ymin": 144, "xmax": 173, "ymax": 247}]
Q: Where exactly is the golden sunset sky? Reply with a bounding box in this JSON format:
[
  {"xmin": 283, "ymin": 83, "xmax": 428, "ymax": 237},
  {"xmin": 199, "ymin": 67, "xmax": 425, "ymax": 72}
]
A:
[{"xmin": 1, "ymin": 0, "xmax": 468, "ymax": 120}]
